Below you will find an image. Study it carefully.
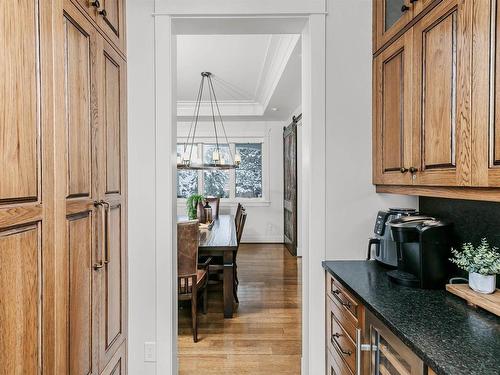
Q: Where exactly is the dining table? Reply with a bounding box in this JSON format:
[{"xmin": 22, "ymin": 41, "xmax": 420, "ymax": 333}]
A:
[{"xmin": 177, "ymin": 214, "xmax": 238, "ymax": 318}]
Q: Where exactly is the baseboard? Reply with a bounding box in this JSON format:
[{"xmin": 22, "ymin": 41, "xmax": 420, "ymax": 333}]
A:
[{"xmin": 241, "ymin": 235, "xmax": 284, "ymax": 243}]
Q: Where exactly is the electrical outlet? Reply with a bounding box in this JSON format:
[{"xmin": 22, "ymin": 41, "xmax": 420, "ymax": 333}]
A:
[{"xmin": 144, "ymin": 342, "xmax": 156, "ymax": 362}]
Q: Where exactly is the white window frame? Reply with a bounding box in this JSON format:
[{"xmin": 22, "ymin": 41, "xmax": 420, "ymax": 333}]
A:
[{"xmin": 176, "ymin": 135, "xmax": 270, "ymax": 207}]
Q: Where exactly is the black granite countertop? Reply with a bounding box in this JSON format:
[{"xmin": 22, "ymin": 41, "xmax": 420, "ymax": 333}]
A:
[{"xmin": 322, "ymin": 260, "xmax": 500, "ymax": 375}]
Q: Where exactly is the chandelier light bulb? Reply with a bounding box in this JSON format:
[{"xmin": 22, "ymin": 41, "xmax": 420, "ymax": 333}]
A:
[{"xmin": 212, "ymin": 150, "xmax": 220, "ymax": 162}]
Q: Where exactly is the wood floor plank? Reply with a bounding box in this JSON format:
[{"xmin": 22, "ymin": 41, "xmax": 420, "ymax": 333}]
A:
[{"xmin": 178, "ymin": 243, "xmax": 302, "ymax": 374}]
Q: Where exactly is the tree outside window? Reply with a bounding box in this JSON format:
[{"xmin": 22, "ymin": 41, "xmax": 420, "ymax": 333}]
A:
[{"xmin": 235, "ymin": 143, "xmax": 262, "ymax": 198}]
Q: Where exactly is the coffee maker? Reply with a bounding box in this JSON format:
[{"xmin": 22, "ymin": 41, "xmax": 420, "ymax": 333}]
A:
[
  {"xmin": 388, "ymin": 216, "xmax": 452, "ymax": 289},
  {"xmin": 367, "ymin": 208, "xmax": 418, "ymax": 267}
]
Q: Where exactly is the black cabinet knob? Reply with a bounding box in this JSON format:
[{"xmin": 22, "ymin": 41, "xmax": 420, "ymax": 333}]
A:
[
  {"xmin": 91, "ymin": 0, "xmax": 100, "ymax": 8},
  {"xmin": 400, "ymin": 167, "xmax": 409, "ymax": 174},
  {"xmin": 409, "ymin": 167, "xmax": 419, "ymax": 174},
  {"xmin": 99, "ymin": 8, "xmax": 107, "ymax": 17},
  {"xmin": 410, "ymin": 0, "xmax": 418, "ymax": 3},
  {"xmin": 401, "ymin": 5, "xmax": 410, "ymax": 12}
]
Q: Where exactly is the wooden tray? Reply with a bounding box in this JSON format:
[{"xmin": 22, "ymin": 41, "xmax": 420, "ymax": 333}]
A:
[{"xmin": 446, "ymin": 283, "xmax": 500, "ymax": 317}]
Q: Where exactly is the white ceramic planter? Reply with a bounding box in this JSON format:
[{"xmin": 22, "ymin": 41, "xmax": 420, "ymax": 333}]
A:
[{"xmin": 469, "ymin": 272, "xmax": 496, "ymax": 294}]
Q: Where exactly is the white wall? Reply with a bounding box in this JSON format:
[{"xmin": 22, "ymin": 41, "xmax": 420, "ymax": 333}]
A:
[
  {"xmin": 176, "ymin": 121, "xmax": 285, "ymax": 243},
  {"xmin": 325, "ymin": 0, "xmax": 417, "ymax": 260},
  {"xmin": 127, "ymin": 1, "xmax": 157, "ymax": 374}
]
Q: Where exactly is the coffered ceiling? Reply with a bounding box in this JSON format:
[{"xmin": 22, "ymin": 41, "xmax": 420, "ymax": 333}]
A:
[{"xmin": 176, "ymin": 34, "xmax": 301, "ymax": 121}]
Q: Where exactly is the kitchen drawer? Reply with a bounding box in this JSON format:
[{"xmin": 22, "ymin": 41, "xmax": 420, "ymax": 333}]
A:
[
  {"xmin": 327, "ymin": 346, "xmax": 353, "ymax": 375},
  {"xmin": 328, "ymin": 285, "xmax": 358, "ymax": 342},
  {"xmin": 326, "ymin": 272, "xmax": 362, "ymax": 326},
  {"xmin": 327, "ymin": 298, "xmax": 357, "ymax": 374}
]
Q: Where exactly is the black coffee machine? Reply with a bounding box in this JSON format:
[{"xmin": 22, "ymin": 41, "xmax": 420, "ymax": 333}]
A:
[{"xmin": 388, "ymin": 216, "xmax": 452, "ymax": 289}]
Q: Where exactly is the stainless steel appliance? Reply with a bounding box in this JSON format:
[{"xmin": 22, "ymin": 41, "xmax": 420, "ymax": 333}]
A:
[
  {"xmin": 389, "ymin": 216, "xmax": 452, "ymax": 288},
  {"xmin": 365, "ymin": 310, "xmax": 425, "ymax": 375},
  {"xmin": 367, "ymin": 208, "xmax": 418, "ymax": 267}
]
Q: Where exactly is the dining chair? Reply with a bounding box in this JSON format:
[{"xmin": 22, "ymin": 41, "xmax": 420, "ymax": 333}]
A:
[
  {"xmin": 178, "ymin": 220, "xmax": 209, "ymax": 342},
  {"xmin": 233, "ymin": 211, "xmax": 247, "ymax": 304},
  {"xmin": 235, "ymin": 203, "xmax": 243, "ymax": 233}
]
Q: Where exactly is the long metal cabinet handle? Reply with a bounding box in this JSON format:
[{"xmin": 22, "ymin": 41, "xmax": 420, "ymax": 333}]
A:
[
  {"xmin": 93, "ymin": 201, "xmax": 105, "ymax": 270},
  {"xmin": 101, "ymin": 201, "xmax": 111, "ymax": 265},
  {"xmin": 356, "ymin": 328, "xmax": 374, "ymax": 375}
]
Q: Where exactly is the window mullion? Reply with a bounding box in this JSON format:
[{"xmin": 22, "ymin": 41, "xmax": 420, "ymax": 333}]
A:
[{"xmin": 230, "ymin": 143, "xmax": 236, "ymax": 199}]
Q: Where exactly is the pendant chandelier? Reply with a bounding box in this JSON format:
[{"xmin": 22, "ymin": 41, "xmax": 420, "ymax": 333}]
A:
[{"xmin": 177, "ymin": 72, "xmax": 241, "ymax": 170}]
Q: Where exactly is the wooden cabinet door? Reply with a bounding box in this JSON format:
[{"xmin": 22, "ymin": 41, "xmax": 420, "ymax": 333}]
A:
[
  {"xmin": 374, "ymin": 0, "xmax": 414, "ymax": 51},
  {"xmin": 0, "ymin": 1, "xmax": 58, "ymax": 373},
  {"xmin": 60, "ymin": 2, "xmax": 100, "ymax": 374},
  {"xmin": 373, "ymin": 30, "xmax": 414, "ymax": 185},
  {"xmin": 411, "ymin": 0, "xmax": 472, "ymax": 186},
  {"xmin": 471, "ymin": 0, "xmax": 500, "ymax": 187},
  {"xmin": 97, "ymin": 39, "xmax": 128, "ymax": 371},
  {"xmin": 95, "ymin": 0, "xmax": 126, "ymax": 55}
]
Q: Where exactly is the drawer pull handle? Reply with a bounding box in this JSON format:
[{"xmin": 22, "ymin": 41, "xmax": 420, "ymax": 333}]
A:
[
  {"xmin": 332, "ymin": 289, "xmax": 352, "ymax": 309},
  {"xmin": 331, "ymin": 333, "xmax": 352, "ymax": 356}
]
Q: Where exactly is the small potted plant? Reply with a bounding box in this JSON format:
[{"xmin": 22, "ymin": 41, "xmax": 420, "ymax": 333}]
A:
[
  {"xmin": 450, "ymin": 238, "xmax": 500, "ymax": 294},
  {"xmin": 186, "ymin": 194, "xmax": 204, "ymax": 220}
]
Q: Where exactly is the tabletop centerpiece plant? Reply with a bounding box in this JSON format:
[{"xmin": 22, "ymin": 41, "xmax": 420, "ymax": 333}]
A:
[
  {"xmin": 450, "ymin": 238, "xmax": 500, "ymax": 294},
  {"xmin": 186, "ymin": 194, "xmax": 204, "ymax": 220}
]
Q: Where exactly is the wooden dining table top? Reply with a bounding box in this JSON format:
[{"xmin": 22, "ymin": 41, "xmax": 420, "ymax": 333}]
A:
[{"xmin": 177, "ymin": 214, "xmax": 237, "ymax": 250}]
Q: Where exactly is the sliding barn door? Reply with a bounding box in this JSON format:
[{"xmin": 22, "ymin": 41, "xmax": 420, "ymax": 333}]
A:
[{"xmin": 283, "ymin": 119, "xmax": 298, "ymax": 256}]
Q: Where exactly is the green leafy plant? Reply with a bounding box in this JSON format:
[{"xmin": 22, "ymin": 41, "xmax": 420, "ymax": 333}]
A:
[
  {"xmin": 186, "ymin": 194, "xmax": 204, "ymax": 220},
  {"xmin": 450, "ymin": 238, "xmax": 500, "ymax": 276}
]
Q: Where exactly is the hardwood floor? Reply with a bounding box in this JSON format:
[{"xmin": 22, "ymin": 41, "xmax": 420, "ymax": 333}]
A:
[{"xmin": 178, "ymin": 243, "xmax": 302, "ymax": 375}]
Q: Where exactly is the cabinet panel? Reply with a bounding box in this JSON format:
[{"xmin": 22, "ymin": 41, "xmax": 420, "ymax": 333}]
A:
[
  {"xmin": 373, "ymin": 31, "xmax": 413, "ymax": 185},
  {"xmin": 103, "ymin": 51, "xmax": 122, "ymax": 194},
  {"xmin": 412, "ymin": 0, "xmax": 472, "ymax": 186},
  {"xmin": 68, "ymin": 213, "xmax": 97, "ymax": 375},
  {"xmin": 0, "ymin": 0, "xmax": 39, "ymax": 202},
  {"xmin": 0, "ymin": 225, "xmax": 40, "ymax": 374},
  {"xmin": 64, "ymin": 12, "xmax": 94, "ymax": 198}
]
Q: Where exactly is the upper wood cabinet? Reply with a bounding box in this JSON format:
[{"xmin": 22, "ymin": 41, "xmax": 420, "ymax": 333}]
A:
[
  {"xmin": 411, "ymin": 0, "xmax": 472, "ymax": 186},
  {"xmin": 373, "ymin": 30, "xmax": 413, "ymax": 185},
  {"xmin": 373, "ymin": 0, "xmax": 478, "ymax": 188},
  {"xmin": 373, "ymin": 0, "xmax": 439, "ymax": 52},
  {"xmin": 70, "ymin": 0, "xmax": 126, "ymax": 55},
  {"xmin": 471, "ymin": 0, "xmax": 500, "ymax": 187}
]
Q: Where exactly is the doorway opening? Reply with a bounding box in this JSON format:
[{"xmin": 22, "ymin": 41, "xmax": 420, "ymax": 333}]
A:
[
  {"xmin": 174, "ymin": 30, "xmax": 303, "ymax": 373},
  {"xmin": 153, "ymin": 14, "xmax": 327, "ymax": 375}
]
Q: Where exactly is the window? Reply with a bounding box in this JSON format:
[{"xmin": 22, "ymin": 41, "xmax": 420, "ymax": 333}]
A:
[
  {"xmin": 176, "ymin": 142, "xmax": 264, "ymax": 200},
  {"xmin": 235, "ymin": 143, "xmax": 262, "ymax": 198},
  {"xmin": 203, "ymin": 144, "xmax": 230, "ymax": 198},
  {"xmin": 177, "ymin": 144, "xmax": 199, "ymax": 198}
]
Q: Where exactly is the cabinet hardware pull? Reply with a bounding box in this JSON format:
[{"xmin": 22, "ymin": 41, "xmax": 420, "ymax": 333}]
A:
[
  {"xmin": 331, "ymin": 333, "xmax": 352, "ymax": 356},
  {"xmin": 93, "ymin": 200, "xmax": 105, "ymax": 270},
  {"xmin": 99, "ymin": 8, "xmax": 107, "ymax": 17},
  {"xmin": 91, "ymin": 0, "xmax": 100, "ymax": 8},
  {"xmin": 332, "ymin": 289, "xmax": 352, "ymax": 309},
  {"xmin": 401, "ymin": 5, "xmax": 410, "ymax": 12},
  {"xmin": 400, "ymin": 167, "xmax": 408, "ymax": 173},
  {"xmin": 101, "ymin": 201, "xmax": 111, "ymax": 265},
  {"xmin": 409, "ymin": 166, "xmax": 418, "ymax": 174},
  {"xmin": 410, "ymin": 0, "xmax": 418, "ymax": 3}
]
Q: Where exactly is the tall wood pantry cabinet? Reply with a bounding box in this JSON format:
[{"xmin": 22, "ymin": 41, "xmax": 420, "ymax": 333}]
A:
[
  {"xmin": 373, "ymin": 0, "xmax": 500, "ymax": 201},
  {"xmin": 0, "ymin": 0, "xmax": 127, "ymax": 373}
]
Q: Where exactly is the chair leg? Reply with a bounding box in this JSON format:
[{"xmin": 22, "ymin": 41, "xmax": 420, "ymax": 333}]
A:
[
  {"xmin": 233, "ymin": 278, "xmax": 239, "ymax": 304},
  {"xmin": 192, "ymin": 290, "xmax": 198, "ymax": 343},
  {"xmin": 202, "ymin": 286, "xmax": 208, "ymax": 314}
]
